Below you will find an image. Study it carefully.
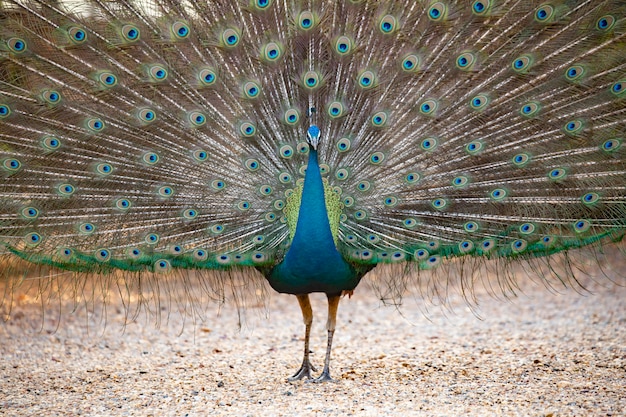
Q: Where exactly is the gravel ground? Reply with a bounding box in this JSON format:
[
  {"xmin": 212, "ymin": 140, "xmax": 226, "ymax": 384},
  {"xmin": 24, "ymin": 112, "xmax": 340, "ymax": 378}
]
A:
[{"xmin": 1, "ymin": 259, "xmax": 625, "ymax": 417}]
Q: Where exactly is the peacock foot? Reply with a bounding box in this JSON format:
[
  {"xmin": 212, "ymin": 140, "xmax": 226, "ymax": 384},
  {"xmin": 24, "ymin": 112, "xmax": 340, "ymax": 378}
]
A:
[
  {"xmin": 287, "ymin": 360, "xmax": 317, "ymax": 382},
  {"xmin": 313, "ymin": 369, "xmax": 335, "ymax": 383}
]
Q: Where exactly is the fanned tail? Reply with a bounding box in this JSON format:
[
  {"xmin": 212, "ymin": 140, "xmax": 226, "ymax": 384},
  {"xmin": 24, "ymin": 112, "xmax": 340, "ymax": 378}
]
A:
[{"xmin": 0, "ymin": 0, "xmax": 625, "ymax": 316}]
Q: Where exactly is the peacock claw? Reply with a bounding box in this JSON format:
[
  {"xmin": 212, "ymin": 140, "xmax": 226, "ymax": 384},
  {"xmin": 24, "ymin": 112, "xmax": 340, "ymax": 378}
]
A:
[
  {"xmin": 313, "ymin": 370, "xmax": 335, "ymax": 383},
  {"xmin": 288, "ymin": 360, "xmax": 317, "ymax": 382}
]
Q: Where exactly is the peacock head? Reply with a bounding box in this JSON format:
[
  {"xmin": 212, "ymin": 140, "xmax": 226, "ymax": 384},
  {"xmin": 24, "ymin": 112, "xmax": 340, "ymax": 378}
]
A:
[{"xmin": 307, "ymin": 125, "xmax": 321, "ymax": 150}]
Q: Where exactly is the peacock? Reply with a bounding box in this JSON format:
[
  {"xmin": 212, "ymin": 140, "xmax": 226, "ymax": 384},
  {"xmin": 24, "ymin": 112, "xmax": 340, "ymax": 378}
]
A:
[{"xmin": 1, "ymin": 0, "xmax": 625, "ymax": 383}]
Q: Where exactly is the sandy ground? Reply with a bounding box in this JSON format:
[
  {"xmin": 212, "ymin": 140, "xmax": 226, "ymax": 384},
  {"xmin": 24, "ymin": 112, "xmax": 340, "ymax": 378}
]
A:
[{"xmin": 1, "ymin": 264, "xmax": 625, "ymax": 416}]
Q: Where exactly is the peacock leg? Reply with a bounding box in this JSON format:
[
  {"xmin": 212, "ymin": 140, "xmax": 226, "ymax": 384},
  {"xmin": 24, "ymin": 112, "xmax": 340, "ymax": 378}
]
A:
[
  {"xmin": 288, "ymin": 294, "xmax": 317, "ymax": 381},
  {"xmin": 314, "ymin": 293, "xmax": 341, "ymax": 382}
]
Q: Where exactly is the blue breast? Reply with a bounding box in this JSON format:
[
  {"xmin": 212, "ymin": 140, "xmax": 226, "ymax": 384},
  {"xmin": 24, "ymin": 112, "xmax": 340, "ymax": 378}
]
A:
[{"xmin": 268, "ymin": 147, "xmax": 361, "ymax": 295}]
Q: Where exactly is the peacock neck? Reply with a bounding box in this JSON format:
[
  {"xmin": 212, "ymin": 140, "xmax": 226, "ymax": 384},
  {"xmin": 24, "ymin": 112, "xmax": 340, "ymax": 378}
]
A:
[
  {"xmin": 267, "ymin": 147, "xmax": 359, "ymax": 295},
  {"xmin": 290, "ymin": 148, "xmax": 337, "ymax": 257}
]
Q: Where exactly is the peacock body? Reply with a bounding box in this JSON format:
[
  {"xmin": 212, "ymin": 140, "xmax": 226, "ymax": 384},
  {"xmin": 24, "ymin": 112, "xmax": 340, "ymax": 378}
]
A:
[{"xmin": 1, "ymin": 0, "xmax": 625, "ymax": 381}]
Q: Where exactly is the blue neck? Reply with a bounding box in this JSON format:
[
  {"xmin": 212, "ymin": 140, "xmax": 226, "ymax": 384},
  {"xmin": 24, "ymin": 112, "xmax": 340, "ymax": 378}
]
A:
[
  {"xmin": 267, "ymin": 148, "xmax": 359, "ymax": 295},
  {"xmin": 291, "ymin": 149, "xmax": 337, "ymax": 258}
]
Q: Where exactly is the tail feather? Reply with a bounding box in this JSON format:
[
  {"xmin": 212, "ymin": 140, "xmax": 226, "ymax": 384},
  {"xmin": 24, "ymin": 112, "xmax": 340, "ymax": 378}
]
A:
[{"xmin": 0, "ymin": 0, "xmax": 624, "ymax": 293}]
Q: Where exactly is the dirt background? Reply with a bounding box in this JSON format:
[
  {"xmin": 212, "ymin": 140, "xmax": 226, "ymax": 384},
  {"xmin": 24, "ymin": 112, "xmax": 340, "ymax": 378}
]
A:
[{"xmin": 1, "ymin": 255, "xmax": 625, "ymax": 417}]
